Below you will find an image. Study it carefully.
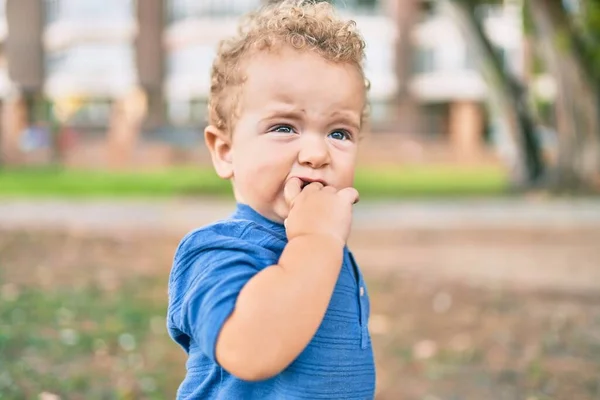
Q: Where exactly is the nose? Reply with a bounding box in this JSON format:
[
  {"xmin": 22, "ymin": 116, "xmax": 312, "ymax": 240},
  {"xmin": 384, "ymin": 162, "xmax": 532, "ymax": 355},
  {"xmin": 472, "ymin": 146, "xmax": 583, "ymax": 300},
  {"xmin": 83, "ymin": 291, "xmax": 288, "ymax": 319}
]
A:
[{"xmin": 297, "ymin": 133, "xmax": 331, "ymax": 169}]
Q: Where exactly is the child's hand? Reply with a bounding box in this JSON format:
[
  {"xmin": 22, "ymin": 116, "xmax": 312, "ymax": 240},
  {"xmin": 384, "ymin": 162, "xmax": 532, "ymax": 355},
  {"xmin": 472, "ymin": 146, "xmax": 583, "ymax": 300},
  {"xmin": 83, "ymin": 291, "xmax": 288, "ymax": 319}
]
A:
[{"xmin": 283, "ymin": 177, "xmax": 359, "ymax": 246}]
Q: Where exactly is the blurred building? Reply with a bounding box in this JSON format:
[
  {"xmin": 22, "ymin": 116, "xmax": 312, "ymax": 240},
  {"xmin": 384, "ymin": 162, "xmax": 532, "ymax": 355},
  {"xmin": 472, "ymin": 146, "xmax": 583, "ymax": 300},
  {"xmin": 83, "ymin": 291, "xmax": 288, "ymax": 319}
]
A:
[
  {"xmin": 44, "ymin": 0, "xmax": 137, "ymax": 101},
  {"xmin": 164, "ymin": 0, "xmax": 397, "ymax": 128},
  {"xmin": 0, "ymin": 0, "xmax": 533, "ymax": 168},
  {"xmin": 409, "ymin": 1, "xmax": 526, "ymax": 159}
]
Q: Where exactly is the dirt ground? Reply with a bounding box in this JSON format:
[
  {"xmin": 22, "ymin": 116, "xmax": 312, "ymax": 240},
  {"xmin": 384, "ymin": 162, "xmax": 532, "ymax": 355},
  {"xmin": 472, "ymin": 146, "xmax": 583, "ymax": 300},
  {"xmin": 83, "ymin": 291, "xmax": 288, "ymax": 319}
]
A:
[{"xmin": 1, "ymin": 220, "xmax": 600, "ymax": 399}]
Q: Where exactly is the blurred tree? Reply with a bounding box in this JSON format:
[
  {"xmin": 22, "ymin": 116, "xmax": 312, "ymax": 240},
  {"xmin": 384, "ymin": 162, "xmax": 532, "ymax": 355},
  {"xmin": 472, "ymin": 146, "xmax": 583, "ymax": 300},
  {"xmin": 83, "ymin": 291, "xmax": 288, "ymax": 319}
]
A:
[
  {"xmin": 395, "ymin": 0, "xmax": 421, "ymax": 99},
  {"xmin": 526, "ymin": 0, "xmax": 600, "ymax": 190},
  {"xmin": 393, "ymin": 0, "xmax": 422, "ymax": 135},
  {"xmin": 442, "ymin": 0, "xmax": 544, "ymax": 188},
  {"xmin": 445, "ymin": 0, "xmax": 600, "ymax": 192},
  {"xmin": 5, "ymin": 0, "xmax": 47, "ymax": 166}
]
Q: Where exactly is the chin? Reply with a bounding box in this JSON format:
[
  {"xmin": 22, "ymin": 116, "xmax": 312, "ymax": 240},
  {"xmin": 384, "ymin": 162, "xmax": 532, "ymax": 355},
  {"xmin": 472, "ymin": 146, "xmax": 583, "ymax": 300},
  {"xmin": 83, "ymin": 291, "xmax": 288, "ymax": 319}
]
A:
[
  {"xmin": 270, "ymin": 208, "xmax": 287, "ymax": 224},
  {"xmin": 269, "ymin": 202, "xmax": 288, "ymax": 223}
]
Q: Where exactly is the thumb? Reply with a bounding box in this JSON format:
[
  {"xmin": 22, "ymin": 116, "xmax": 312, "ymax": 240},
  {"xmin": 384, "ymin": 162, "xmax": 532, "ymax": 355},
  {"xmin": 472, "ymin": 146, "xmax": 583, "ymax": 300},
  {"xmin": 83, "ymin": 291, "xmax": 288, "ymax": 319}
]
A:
[
  {"xmin": 284, "ymin": 177, "xmax": 303, "ymax": 207},
  {"xmin": 337, "ymin": 187, "xmax": 360, "ymax": 205}
]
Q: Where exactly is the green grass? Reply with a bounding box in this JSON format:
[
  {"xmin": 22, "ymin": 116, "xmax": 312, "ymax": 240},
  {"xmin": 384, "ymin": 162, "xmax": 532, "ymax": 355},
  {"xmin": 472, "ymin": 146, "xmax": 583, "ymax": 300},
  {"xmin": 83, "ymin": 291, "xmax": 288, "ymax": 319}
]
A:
[
  {"xmin": 0, "ymin": 165, "xmax": 509, "ymax": 199},
  {"xmin": 0, "ymin": 276, "xmax": 181, "ymax": 399},
  {"xmin": 354, "ymin": 166, "xmax": 508, "ymax": 197}
]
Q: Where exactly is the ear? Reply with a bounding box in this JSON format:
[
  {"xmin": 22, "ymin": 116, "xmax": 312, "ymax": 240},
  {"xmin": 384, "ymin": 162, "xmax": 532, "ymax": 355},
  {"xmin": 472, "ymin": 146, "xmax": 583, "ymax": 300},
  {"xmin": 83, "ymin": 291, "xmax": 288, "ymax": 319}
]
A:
[{"xmin": 204, "ymin": 125, "xmax": 234, "ymax": 179}]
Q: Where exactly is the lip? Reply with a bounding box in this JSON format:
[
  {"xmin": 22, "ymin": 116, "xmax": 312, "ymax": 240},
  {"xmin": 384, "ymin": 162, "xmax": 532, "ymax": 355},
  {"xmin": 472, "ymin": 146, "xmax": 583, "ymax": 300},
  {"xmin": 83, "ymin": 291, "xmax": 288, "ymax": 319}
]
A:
[{"xmin": 295, "ymin": 177, "xmax": 328, "ymax": 189}]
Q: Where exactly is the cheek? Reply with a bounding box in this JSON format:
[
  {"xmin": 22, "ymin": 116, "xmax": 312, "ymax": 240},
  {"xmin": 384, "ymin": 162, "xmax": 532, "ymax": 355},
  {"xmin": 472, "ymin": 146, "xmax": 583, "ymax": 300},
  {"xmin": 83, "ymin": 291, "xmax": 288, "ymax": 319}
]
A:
[
  {"xmin": 233, "ymin": 145, "xmax": 294, "ymax": 190},
  {"xmin": 343, "ymin": 164, "xmax": 357, "ymax": 186},
  {"xmin": 334, "ymin": 147, "xmax": 358, "ymax": 184}
]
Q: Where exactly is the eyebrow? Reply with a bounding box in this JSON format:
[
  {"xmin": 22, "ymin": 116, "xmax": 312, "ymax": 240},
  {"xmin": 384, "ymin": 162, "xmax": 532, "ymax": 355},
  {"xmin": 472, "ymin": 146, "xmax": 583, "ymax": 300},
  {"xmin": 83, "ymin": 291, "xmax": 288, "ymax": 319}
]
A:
[
  {"xmin": 261, "ymin": 104, "xmax": 306, "ymax": 120},
  {"xmin": 329, "ymin": 110, "xmax": 362, "ymax": 130},
  {"xmin": 258, "ymin": 103, "xmax": 362, "ymax": 130}
]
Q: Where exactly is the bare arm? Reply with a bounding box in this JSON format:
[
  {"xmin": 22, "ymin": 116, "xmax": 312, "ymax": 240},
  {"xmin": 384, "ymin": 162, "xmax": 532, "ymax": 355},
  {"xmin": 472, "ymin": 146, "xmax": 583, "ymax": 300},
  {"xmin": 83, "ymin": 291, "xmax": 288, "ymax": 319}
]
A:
[{"xmin": 215, "ymin": 233, "xmax": 343, "ymax": 381}]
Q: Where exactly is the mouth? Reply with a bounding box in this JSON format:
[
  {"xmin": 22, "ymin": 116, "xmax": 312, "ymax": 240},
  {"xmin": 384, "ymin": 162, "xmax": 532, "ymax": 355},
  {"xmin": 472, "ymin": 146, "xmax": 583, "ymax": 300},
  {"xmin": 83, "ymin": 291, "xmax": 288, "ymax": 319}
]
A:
[{"xmin": 298, "ymin": 178, "xmax": 327, "ymax": 190}]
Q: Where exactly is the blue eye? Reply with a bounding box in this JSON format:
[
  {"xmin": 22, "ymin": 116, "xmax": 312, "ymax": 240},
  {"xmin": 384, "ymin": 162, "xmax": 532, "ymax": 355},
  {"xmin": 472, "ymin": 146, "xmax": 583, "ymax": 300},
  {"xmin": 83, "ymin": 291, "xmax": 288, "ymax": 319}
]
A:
[
  {"xmin": 329, "ymin": 130, "xmax": 351, "ymax": 141},
  {"xmin": 270, "ymin": 125, "xmax": 295, "ymax": 134}
]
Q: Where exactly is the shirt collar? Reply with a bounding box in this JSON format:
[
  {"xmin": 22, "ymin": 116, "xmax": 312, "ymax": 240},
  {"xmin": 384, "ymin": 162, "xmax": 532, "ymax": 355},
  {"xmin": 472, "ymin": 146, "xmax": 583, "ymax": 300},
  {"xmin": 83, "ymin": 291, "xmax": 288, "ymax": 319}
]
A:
[{"xmin": 232, "ymin": 203, "xmax": 286, "ymax": 236}]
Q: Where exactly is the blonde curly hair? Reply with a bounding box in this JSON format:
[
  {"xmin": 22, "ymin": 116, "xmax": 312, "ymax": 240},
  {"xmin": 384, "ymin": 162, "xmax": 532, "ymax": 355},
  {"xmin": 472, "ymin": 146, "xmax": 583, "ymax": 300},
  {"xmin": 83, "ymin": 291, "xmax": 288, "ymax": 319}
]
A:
[{"xmin": 208, "ymin": 0, "xmax": 368, "ymax": 134}]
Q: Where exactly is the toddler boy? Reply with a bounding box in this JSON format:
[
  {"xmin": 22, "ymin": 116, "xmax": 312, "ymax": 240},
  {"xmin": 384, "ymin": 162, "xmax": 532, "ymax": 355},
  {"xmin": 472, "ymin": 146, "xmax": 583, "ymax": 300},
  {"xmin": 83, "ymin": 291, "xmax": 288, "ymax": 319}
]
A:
[{"xmin": 167, "ymin": 1, "xmax": 375, "ymax": 398}]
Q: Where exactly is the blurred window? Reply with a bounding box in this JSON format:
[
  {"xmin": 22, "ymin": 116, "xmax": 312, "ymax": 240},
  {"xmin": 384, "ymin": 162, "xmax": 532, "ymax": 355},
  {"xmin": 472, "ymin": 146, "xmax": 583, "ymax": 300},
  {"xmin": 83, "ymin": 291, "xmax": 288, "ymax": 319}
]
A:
[
  {"xmin": 474, "ymin": 4, "xmax": 503, "ymax": 20},
  {"xmin": 419, "ymin": 0, "xmax": 438, "ymax": 18},
  {"xmin": 413, "ymin": 46, "xmax": 436, "ymax": 74},
  {"xmin": 167, "ymin": 0, "xmax": 380, "ymax": 21},
  {"xmin": 46, "ymin": 49, "xmax": 68, "ymax": 73},
  {"xmin": 464, "ymin": 44, "xmax": 478, "ymax": 70},
  {"xmin": 326, "ymin": 0, "xmax": 380, "ymax": 14},
  {"xmin": 0, "ymin": 0, "xmax": 7, "ymax": 39},
  {"xmin": 45, "ymin": 0, "xmax": 60, "ymax": 23},
  {"xmin": 44, "ymin": 0, "xmax": 134, "ymax": 24},
  {"xmin": 45, "ymin": 44, "xmax": 135, "ymax": 78},
  {"xmin": 489, "ymin": 44, "xmax": 516, "ymax": 73},
  {"xmin": 65, "ymin": 99, "xmax": 112, "ymax": 127},
  {"xmin": 167, "ymin": 45, "xmax": 215, "ymax": 76},
  {"xmin": 168, "ymin": 99, "xmax": 208, "ymax": 127},
  {"xmin": 168, "ymin": 0, "xmax": 261, "ymax": 22},
  {"xmin": 421, "ymin": 103, "xmax": 449, "ymax": 138}
]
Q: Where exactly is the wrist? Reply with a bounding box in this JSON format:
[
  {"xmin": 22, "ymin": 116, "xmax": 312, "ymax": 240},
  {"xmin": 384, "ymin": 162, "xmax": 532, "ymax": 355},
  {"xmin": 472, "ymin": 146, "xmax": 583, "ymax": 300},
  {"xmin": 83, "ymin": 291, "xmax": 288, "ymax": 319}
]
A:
[
  {"xmin": 288, "ymin": 232, "xmax": 346, "ymax": 249},
  {"xmin": 281, "ymin": 233, "xmax": 345, "ymax": 273}
]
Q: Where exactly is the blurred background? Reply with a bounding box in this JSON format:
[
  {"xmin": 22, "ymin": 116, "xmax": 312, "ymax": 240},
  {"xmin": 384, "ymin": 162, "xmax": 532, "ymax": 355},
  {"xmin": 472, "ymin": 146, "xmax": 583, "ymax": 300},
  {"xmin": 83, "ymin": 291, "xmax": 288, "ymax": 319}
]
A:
[{"xmin": 0, "ymin": 0, "xmax": 599, "ymax": 399}]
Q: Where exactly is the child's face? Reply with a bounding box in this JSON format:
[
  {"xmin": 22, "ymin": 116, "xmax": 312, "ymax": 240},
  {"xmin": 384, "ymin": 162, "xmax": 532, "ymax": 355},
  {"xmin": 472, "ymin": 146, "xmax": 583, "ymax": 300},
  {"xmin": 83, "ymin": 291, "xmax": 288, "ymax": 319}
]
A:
[{"xmin": 219, "ymin": 46, "xmax": 365, "ymax": 223}]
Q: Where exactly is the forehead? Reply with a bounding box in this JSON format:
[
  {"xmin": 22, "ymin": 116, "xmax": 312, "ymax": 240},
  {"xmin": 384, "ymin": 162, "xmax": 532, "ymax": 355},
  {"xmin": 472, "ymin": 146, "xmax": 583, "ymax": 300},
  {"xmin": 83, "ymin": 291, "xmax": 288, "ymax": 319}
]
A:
[{"xmin": 239, "ymin": 46, "xmax": 366, "ymax": 115}]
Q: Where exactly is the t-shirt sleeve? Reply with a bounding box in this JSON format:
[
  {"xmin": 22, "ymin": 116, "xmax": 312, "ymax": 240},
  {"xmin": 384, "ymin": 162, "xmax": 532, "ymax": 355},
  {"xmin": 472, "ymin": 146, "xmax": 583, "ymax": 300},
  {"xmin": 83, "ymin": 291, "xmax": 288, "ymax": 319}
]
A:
[{"xmin": 167, "ymin": 226, "xmax": 271, "ymax": 362}]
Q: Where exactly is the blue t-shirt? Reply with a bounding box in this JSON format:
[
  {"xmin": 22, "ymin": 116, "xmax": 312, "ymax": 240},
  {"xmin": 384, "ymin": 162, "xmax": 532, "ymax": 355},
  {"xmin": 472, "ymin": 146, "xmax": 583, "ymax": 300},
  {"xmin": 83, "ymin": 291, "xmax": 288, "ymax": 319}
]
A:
[{"xmin": 167, "ymin": 203, "xmax": 375, "ymax": 399}]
